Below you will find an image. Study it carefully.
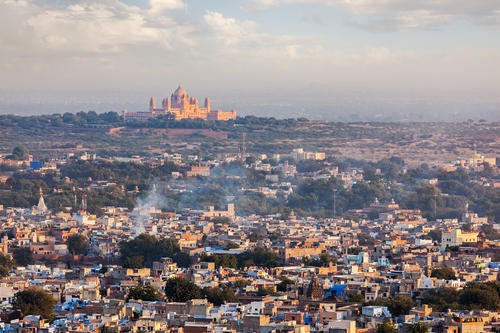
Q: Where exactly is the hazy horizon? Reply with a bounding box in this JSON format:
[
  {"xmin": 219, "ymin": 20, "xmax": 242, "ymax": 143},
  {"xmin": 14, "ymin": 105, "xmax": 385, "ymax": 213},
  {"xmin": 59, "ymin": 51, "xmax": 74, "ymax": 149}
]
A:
[{"xmin": 1, "ymin": 0, "xmax": 499, "ymax": 121}]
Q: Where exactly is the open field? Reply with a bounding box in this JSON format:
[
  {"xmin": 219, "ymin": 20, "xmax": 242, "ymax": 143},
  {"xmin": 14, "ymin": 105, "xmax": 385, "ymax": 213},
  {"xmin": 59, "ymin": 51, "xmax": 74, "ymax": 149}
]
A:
[{"xmin": 1, "ymin": 119, "xmax": 498, "ymax": 166}]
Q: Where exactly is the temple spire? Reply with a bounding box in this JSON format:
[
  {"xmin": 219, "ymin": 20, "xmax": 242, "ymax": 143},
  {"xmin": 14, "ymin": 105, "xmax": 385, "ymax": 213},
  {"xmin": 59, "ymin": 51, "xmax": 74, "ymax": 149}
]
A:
[
  {"xmin": 149, "ymin": 97, "xmax": 155, "ymax": 111},
  {"xmin": 37, "ymin": 187, "xmax": 47, "ymax": 212}
]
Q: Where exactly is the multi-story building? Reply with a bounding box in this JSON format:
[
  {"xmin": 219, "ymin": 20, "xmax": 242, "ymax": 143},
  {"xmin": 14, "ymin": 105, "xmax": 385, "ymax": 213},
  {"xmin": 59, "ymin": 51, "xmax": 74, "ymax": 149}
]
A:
[{"xmin": 441, "ymin": 229, "xmax": 478, "ymax": 249}]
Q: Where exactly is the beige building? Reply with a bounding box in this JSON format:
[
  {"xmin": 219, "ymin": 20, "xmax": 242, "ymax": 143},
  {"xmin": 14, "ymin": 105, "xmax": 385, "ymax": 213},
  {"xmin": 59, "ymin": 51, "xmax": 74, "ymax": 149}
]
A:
[
  {"xmin": 124, "ymin": 85, "xmax": 236, "ymax": 121},
  {"xmin": 292, "ymin": 148, "xmax": 325, "ymax": 161},
  {"xmin": 441, "ymin": 229, "xmax": 478, "ymax": 249},
  {"xmin": 445, "ymin": 316, "xmax": 484, "ymax": 333},
  {"xmin": 202, "ymin": 203, "xmax": 235, "ymax": 219},
  {"xmin": 325, "ymin": 320, "xmax": 356, "ymax": 333}
]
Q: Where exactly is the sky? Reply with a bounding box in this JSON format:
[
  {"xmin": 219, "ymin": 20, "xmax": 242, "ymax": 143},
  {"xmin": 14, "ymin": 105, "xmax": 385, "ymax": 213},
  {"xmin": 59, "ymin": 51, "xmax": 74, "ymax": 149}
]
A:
[{"xmin": 0, "ymin": 0, "xmax": 499, "ymax": 121}]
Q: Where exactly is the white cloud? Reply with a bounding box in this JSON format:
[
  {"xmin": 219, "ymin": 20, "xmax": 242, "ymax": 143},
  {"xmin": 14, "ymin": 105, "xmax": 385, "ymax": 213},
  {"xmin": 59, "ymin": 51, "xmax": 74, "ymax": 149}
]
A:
[
  {"xmin": 245, "ymin": 0, "xmax": 500, "ymax": 30},
  {"xmin": 203, "ymin": 11, "xmax": 259, "ymax": 46},
  {"xmin": 0, "ymin": 0, "xmax": 192, "ymax": 56},
  {"xmin": 203, "ymin": 10, "xmax": 319, "ymax": 61},
  {"xmin": 149, "ymin": 0, "xmax": 186, "ymax": 15}
]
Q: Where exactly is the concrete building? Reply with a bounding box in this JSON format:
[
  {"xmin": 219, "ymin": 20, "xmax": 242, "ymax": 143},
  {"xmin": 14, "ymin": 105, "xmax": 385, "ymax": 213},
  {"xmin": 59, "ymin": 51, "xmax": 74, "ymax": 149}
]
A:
[{"xmin": 441, "ymin": 229, "xmax": 479, "ymax": 249}]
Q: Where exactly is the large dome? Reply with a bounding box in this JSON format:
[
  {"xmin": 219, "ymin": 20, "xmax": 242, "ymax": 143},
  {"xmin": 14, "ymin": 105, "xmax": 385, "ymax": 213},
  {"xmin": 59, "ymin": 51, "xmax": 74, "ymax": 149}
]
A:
[{"xmin": 173, "ymin": 84, "xmax": 186, "ymax": 96}]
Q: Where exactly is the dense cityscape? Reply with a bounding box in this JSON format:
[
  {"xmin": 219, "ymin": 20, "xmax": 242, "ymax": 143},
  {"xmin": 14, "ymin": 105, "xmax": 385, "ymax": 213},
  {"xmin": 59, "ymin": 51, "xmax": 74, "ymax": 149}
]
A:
[
  {"xmin": 0, "ymin": 118, "xmax": 498, "ymax": 332},
  {"xmin": 1, "ymin": 0, "xmax": 500, "ymax": 331}
]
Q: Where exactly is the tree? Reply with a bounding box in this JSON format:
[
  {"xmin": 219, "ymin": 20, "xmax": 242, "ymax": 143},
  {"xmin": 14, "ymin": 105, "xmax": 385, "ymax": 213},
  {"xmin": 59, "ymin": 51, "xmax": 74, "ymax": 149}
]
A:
[
  {"xmin": 349, "ymin": 293, "xmax": 365, "ymax": 302},
  {"xmin": 407, "ymin": 322, "xmax": 430, "ymax": 333},
  {"xmin": 164, "ymin": 277, "xmax": 202, "ymax": 302},
  {"xmin": 13, "ymin": 288, "xmax": 56, "ymax": 320},
  {"xmin": 368, "ymin": 296, "xmax": 416, "ymax": 317},
  {"xmin": 203, "ymin": 286, "xmax": 237, "ymax": 306},
  {"xmin": 358, "ymin": 233, "xmax": 375, "ymax": 247},
  {"xmin": 480, "ymin": 224, "xmax": 500, "ymax": 240},
  {"xmin": 234, "ymin": 279, "xmax": 252, "ymax": 289},
  {"xmin": 257, "ymin": 286, "xmax": 276, "ymax": 296},
  {"xmin": 120, "ymin": 234, "xmax": 190, "ymax": 268},
  {"xmin": 123, "ymin": 256, "xmax": 144, "ymax": 268},
  {"xmin": 296, "ymin": 160, "xmax": 324, "ymax": 173},
  {"xmin": 66, "ymin": 234, "xmax": 89, "ymax": 255},
  {"xmin": 422, "ymin": 287, "xmax": 460, "ymax": 312},
  {"xmin": 127, "ymin": 284, "xmax": 163, "ymax": 301},
  {"xmin": 421, "ymin": 282, "xmax": 500, "ymax": 311},
  {"xmin": 459, "ymin": 285, "xmax": 499, "ymax": 310},
  {"xmin": 213, "ymin": 217, "xmax": 231, "ymax": 225},
  {"xmin": 199, "ymin": 253, "xmax": 237, "ymax": 269},
  {"xmin": 431, "ymin": 266, "xmax": 456, "ymax": 280},
  {"xmin": 462, "ymin": 223, "xmax": 473, "ymax": 232},
  {"xmin": 363, "ymin": 165, "xmax": 378, "ymax": 181},
  {"xmin": 387, "ymin": 296, "xmax": 416, "ymax": 316},
  {"xmin": 13, "ymin": 247, "xmax": 34, "ymax": 267},
  {"xmin": 0, "ymin": 252, "xmax": 15, "ymax": 277},
  {"xmin": 277, "ymin": 278, "xmax": 294, "ymax": 292},
  {"xmin": 237, "ymin": 247, "xmax": 280, "ymax": 268},
  {"xmin": 303, "ymin": 254, "xmax": 337, "ymax": 267},
  {"xmin": 426, "ymin": 229, "xmax": 442, "ymax": 243},
  {"xmin": 224, "ymin": 241, "xmax": 239, "ymax": 250},
  {"xmin": 12, "ymin": 145, "xmax": 29, "ymax": 160},
  {"xmin": 222, "ymin": 286, "xmax": 238, "ymax": 303},
  {"xmin": 249, "ymin": 232, "xmax": 264, "ymax": 242},
  {"xmin": 377, "ymin": 319, "xmax": 398, "ymax": 333}
]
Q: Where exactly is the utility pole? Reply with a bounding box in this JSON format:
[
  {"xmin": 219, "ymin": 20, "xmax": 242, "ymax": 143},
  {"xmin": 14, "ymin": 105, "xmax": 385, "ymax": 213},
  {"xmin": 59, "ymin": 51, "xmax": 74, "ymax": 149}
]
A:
[
  {"xmin": 241, "ymin": 132, "xmax": 246, "ymax": 161},
  {"xmin": 433, "ymin": 194, "xmax": 437, "ymax": 220},
  {"xmin": 333, "ymin": 189, "xmax": 337, "ymax": 218}
]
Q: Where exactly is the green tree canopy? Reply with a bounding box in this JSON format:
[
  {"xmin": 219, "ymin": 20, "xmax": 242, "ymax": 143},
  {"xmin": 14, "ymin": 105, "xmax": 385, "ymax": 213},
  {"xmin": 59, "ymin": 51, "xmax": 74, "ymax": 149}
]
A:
[
  {"xmin": 459, "ymin": 282, "xmax": 500, "ymax": 310},
  {"xmin": 12, "ymin": 247, "xmax": 34, "ymax": 267},
  {"xmin": 407, "ymin": 322, "xmax": 430, "ymax": 333},
  {"xmin": 348, "ymin": 293, "xmax": 365, "ymax": 303},
  {"xmin": 12, "ymin": 145, "xmax": 29, "ymax": 160},
  {"xmin": 120, "ymin": 234, "xmax": 191, "ymax": 268},
  {"xmin": 303, "ymin": 253, "xmax": 337, "ymax": 267},
  {"xmin": 199, "ymin": 253, "xmax": 237, "ymax": 269},
  {"xmin": 66, "ymin": 234, "xmax": 89, "ymax": 255},
  {"xmin": 127, "ymin": 284, "xmax": 163, "ymax": 302},
  {"xmin": 13, "ymin": 288, "xmax": 56, "ymax": 320},
  {"xmin": 367, "ymin": 296, "xmax": 416, "ymax": 317},
  {"xmin": 0, "ymin": 252, "xmax": 15, "ymax": 277},
  {"xmin": 422, "ymin": 282, "xmax": 500, "ymax": 311},
  {"xmin": 276, "ymin": 278, "xmax": 294, "ymax": 292},
  {"xmin": 203, "ymin": 286, "xmax": 237, "ymax": 306},
  {"xmin": 237, "ymin": 247, "xmax": 280, "ymax": 268},
  {"xmin": 165, "ymin": 277, "xmax": 202, "ymax": 302},
  {"xmin": 430, "ymin": 266, "xmax": 456, "ymax": 280},
  {"xmin": 377, "ymin": 319, "xmax": 398, "ymax": 333}
]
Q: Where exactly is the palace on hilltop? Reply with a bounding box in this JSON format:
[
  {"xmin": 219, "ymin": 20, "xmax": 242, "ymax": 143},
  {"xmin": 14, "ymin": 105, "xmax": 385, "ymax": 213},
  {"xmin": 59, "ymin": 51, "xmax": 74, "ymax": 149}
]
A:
[{"xmin": 123, "ymin": 84, "xmax": 237, "ymax": 122}]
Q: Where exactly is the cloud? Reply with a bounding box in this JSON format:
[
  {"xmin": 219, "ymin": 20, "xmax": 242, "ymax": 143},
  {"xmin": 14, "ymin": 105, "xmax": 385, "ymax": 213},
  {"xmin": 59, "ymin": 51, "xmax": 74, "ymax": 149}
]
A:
[
  {"xmin": 149, "ymin": 0, "xmax": 186, "ymax": 15},
  {"xmin": 203, "ymin": 11, "xmax": 259, "ymax": 46},
  {"xmin": 202, "ymin": 11, "xmax": 416, "ymax": 64},
  {"xmin": 245, "ymin": 0, "xmax": 500, "ymax": 30},
  {"xmin": 203, "ymin": 10, "xmax": 316, "ymax": 59},
  {"xmin": 0, "ymin": 0, "xmax": 192, "ymax": 56}
]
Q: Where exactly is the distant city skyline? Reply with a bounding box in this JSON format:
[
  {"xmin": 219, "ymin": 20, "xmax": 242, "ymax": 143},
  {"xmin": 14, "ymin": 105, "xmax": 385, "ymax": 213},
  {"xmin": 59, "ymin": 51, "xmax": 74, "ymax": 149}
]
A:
[{"xmin": 1, "ymin": 0, "xmax": 499, "ymax": 121}]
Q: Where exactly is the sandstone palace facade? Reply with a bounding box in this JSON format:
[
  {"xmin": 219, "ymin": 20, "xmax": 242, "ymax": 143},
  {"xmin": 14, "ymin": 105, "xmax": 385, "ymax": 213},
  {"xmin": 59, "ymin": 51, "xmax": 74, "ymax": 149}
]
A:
[{"xmin": 123, "ymin": 85, "xmax": 237, "ymax": 122}]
